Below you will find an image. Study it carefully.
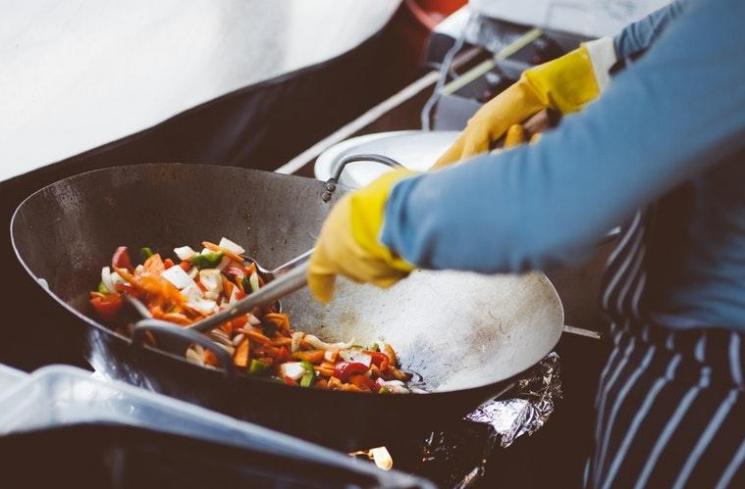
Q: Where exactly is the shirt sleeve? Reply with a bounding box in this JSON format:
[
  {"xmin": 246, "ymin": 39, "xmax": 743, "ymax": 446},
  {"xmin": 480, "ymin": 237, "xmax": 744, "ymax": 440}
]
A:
[
  {"xmin": 613, "ymin": 0, "xmax": 689, "ymax": 59},
  {"xmin": 380, "ymin": 0, "xmax": 745, "ymax": 274}
]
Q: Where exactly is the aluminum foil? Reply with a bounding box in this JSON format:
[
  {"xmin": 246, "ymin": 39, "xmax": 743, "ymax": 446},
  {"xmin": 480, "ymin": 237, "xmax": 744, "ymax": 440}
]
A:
[
  {"xmin": 418, "ymin": 352, "xmax": 562, "ymax": 488},
  {"xmin": 466, "ymin": 352, "xmax": 562, "ymax": 448}
]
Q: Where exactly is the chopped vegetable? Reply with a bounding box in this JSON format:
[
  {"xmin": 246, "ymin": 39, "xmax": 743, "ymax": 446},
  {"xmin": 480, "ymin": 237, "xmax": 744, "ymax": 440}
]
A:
[
  {"xmin": 233, "ymin": 338, "xmax": 249, "ymax": 367},
  {"xmin": 279, "ymin": 362, "xmax": 306, "ymax": 381},
  {"xmin": 89, "ymin": 292, "xmax": 123, "ymax": 322},
  {"xmin": 339, "ymin": 350, "xmax": 372, "ymax": 368},
  {"xmin": 292, "ymin": 349, "xmax": 325, "ymax": 364},
  {"xmin": 112, "ymin": 246, "xmax": 132, "ymax": 272},
  {"xmin": 90, "ymin": 240, "xmax": 416, "ymax": 393},
  {"xmin": 334, "ymin": 362, "xmax": 369, "ymax": 383},
  {"xmin": 198, "ymin": 269, "xmax": 223, "ymax": 300},
  {"xmin": 101, "ymin": 266, "xmax": 114, "ymax": 292},
  {"xmin": 218, "ymin": 237, "xmax": 245, "ymax": 256},
  {"xmin": 174, "ymin": 246, "xmax": 197, "ymax": 261},
  {"xmin": 161, "ymin": 264, "xmax": 195, "ymax": 290},
  {"xmin": 143, "ymin": 253, "xmax": 165, "ymax": 276},
  {"xmin": 368, "ymin": 351, "xmax": 390, "ymax": 371},
  {"xmin": 299, "ymin": 361, "xmax": 316, "ymax": 387},
  {"xmin": 249, "ymin": 358, "xmax": 270, "ymax": 375},
  {"xmin": 248, "ymin": 271, "xmax": 260, "ymax": 293},
  {"xmin": 189, "ymin": 250, "xmax": 223, "ymax": 269}
]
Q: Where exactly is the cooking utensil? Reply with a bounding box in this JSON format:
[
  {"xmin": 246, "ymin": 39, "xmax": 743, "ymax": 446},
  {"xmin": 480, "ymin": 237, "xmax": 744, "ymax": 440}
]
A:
[
  {"xmin": 126, "ymin": 248, "xmax": 311, "ymax": 326},
  {"xmin": 251, "ymin": 248, "xmax": 313, "ymax": 283},
  {"xmin": 11, "ymin": 163, "xmax": 563, "ymax": 449},
  {"xmin": 131, "ymin": 255, "xmax": 310, "ymax": 362}
]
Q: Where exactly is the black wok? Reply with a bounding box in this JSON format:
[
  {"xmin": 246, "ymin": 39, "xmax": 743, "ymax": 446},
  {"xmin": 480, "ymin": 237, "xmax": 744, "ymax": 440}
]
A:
[{"xmin": 11, "ymin": 163, "xmax": 563, "ymax": 449}]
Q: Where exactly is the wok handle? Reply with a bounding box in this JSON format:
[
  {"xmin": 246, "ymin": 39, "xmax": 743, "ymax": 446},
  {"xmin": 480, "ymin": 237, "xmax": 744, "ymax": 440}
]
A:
[
  {"xmin": 322, "ymin": 153, "xmax": 405, "ymax": 202},
  {"xmin": 131, "ymin": 319, "xmax": 237, "ymax": 378}
]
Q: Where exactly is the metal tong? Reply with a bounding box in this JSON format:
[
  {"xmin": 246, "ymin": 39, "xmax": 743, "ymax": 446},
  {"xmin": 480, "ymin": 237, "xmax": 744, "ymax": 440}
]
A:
[{"xmin": 129, "ymin": 250, "xmax": 312, "ymax": 374}]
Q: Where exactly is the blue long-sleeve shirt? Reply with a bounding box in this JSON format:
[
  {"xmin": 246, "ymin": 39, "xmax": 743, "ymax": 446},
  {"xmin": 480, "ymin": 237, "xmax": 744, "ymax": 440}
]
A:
[{"xmin": 381, "ymin": 0, "xmax": 745, "ymax": 330}]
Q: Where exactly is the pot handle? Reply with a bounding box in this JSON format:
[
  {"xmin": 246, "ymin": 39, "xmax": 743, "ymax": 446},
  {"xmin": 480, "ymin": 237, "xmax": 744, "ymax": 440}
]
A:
[
  {"xmin": 131, "ymin": 319, "xmax": 237, "ymax": 378},
  {"xmin": 321, "ymin": 153, "xmax": 405, "ymax": 202}
]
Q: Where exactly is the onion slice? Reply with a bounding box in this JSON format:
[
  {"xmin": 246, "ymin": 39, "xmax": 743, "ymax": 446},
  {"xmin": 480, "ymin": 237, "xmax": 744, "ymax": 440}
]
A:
[
  {"xmin": 218, "ymin": 237, "xmax": 246, "ymax": 256},
  {"xmin": 291, "ymin": 332, "xmax": 305, "ymax": 353},
  {"xmin": 304, "ymin": 334, "xmax": 355, "ymax": 351}
]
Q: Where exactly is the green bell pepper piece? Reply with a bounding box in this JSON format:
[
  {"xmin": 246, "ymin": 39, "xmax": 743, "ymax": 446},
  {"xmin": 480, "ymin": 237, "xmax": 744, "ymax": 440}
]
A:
[
  {"xmin": 189, "ymin": 251, "xmax": 223, "ymax": 269},
  {"xmin": 97, "ymin": 281, "xmax": 110, "ymax": 294},
  {"xmin": 299, "ymin": 361, "xmax": 316, "ymax": 387},
  {"xmin": 248, "ymin": 359, "xmax": 270, "ymax": 375}
]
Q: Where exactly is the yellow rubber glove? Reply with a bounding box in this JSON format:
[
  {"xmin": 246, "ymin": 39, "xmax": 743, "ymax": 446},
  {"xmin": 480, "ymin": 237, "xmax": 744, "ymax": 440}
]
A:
[
  {"xmin": 308, "ymin": 170, "xmax": 416, "ymax": 304},
  {"xmin": 432, "ymin": 44, "xmax": 602, "ymax": 169}
]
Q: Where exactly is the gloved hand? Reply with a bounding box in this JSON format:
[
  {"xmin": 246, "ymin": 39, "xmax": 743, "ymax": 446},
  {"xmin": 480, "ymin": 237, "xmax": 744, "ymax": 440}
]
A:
[
  {"xmin": 308, "ymin": 170, "xmax": 416, "ymax": 303},
  {"xmin": 432, "ymin": 38, "xmax": 615, "ymax": 169}
]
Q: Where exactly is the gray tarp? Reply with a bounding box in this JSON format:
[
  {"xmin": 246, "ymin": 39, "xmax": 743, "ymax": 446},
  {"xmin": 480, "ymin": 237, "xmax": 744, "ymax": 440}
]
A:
[{"xmin": 0, "ymin": 0, "xmax": 400, "ymax": 180}]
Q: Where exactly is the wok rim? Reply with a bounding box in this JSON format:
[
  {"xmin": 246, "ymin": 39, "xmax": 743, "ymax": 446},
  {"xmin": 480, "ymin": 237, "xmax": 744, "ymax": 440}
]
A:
[{"xmin": 10, "ymin": 163, "xmax": 565, "ymax": 400}]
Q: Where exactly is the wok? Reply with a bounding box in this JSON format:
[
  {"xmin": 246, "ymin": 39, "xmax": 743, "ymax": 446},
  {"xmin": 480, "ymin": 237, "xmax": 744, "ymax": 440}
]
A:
[{"xmin": 11, "ymin": 163, "xmax": 563, "ymax": 449}]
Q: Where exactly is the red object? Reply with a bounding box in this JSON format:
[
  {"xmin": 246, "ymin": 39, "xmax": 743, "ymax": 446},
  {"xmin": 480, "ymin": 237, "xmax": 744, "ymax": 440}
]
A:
[
  {"xmin": 231, "ymin": 314, "xmax": 249, "ymax": 330},
  {"xmin": 114, "ymin": 283, "xmax": 143, "ymax": 299},
  {"xmin": 90, "ymin": 293, "xmax": 123, "ymax": 322},
  {"xmin": 276, "ymin": 346, "xmax": 290, "ymax": 363},
  {"xmin": 367, "ymin": 351, "xmax": 389, "ymax": 368},
  {"xmin": 283, "ymin": 376, "xmax": 298, "ymax": 386},
  {"xmin": 163, "ymin": 258, "xmax": 175, "ymax": 269},
  {"xmin": 394, "ymin": 0, "xmax": 467, "ymax": 67},
  {"xmin": 111, "ymin": 246, "xmax": 133, "ymax": 271},
  {"xmin": 349, "ymin": 374, "xmax": 376, "ymax": 391},
  {"xmin": 179, "ymin": 261, "xmax": 192, "ymax": 272},
  {"xmin": 226, "ymin": 266, "xmax": 245, "ymax": 279},
  {"xmin": 366, "ymin": 351, "xmax": 390, "ymax": 372},
  {"xmin": 334, "ymin": 362, "xmax": 369, "ymax": 383}
]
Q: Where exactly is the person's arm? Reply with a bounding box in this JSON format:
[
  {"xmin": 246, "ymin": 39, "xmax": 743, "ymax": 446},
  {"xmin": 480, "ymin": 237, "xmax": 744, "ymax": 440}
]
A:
[
  {"xmin": 613, "ymin": 0, "xmax": 689, "ymax": 60},
  {"xmin": 381, "ymin": 0, "xmax": 745, "ymax": 274}
]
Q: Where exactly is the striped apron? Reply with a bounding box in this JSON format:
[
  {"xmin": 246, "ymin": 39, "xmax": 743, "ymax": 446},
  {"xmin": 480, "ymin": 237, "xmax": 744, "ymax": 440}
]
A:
[{"xmin": 585, "ymin": 207, "xmax": 745, "ymax": 489}]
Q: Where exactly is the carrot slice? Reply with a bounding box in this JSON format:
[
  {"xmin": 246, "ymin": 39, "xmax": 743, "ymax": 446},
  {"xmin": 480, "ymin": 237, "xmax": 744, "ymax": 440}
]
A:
[
  {"xmin": 314, "ymin": 366, "xmax": 335, "ymax": 378},
  {"xmin": 203, "ymin": 349, "xmax": 219, "ymax": 367},
  {"xmin": 271, "ymin": 337, "xmax": 292, "ymax": 347},
  {"xmin": 234, "ymin": 338, "xmax": 250, "ymax": 367},
  {"xmin": 292, "ymin": 350, "xmax": 324, "ymax": 364},
  {"xmin": 243, "ymin": 328, "xmax": 271, "ymax": 345},
  {"xmin": 263, "ymin": 312, "xmax": 290, "ymax": 332},
  {"xmin": 143, "ymin": 254, "xmax": 165, "ymax": 276},
  {"xmin": 161, "ymin": 312, "xmax": 192, "ymax": 326},
  {"xmin": 222, "ymin": 276, "xmax": 235, "ymax": 299}
]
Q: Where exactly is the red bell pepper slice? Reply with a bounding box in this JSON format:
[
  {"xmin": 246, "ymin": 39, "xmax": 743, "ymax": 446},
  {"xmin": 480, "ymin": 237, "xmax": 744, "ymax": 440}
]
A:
[
  {"xmin": 226, "ymin": 266, "xmax": 246, "ymax": 280},
  {"xmin": 89, "ymin": 293, "xmax": 123, "ymax": 322},
  {"xmin": 163, "ymin": 258, "xmax": 175, "ymax": 269},
  {"xmin": 275, "ymin": 346, "xmax": 290, "ymax": 363},
  {"xmin": 366, "ymin": 351, "xmax": 389, "ymax": 372},
  {"xmin": 334, "ymin": 361, "xmax": 369, "ymax": 383},
  {"xmin": 349, "ymin": 374, "xmax": 375, "ymax": 391},
  {"xmin": 112, "ymin": 246, "xmax": 133, "ymax": 272}
]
